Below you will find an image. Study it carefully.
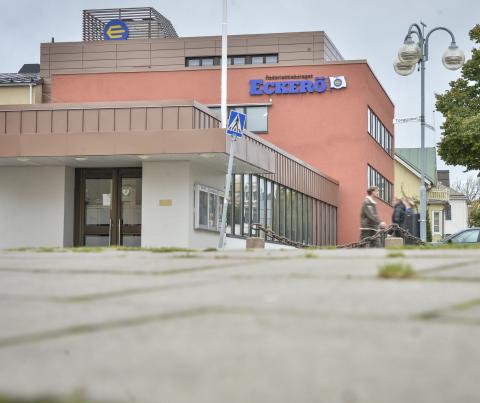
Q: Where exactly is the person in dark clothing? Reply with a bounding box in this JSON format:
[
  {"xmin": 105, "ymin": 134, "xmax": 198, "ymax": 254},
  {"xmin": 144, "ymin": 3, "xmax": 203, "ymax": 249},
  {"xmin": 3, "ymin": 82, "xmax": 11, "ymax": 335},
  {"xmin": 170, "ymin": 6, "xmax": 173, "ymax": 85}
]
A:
[
  {"xmin": 360, "ymin": 186, "xmax": 385, "ymax": 247},
  {"xmin": 392, "ymin": 197, "xmax": 406, "ymax": 237}
]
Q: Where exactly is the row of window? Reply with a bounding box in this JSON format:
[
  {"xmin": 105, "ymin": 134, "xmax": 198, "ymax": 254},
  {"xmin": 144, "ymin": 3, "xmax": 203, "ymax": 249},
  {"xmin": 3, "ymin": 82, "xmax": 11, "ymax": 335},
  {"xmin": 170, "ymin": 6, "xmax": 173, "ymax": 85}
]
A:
[
  {"xmin": 209, "ymin": 105, "xmax": 268, "ymax": 133},
  {"xmin": 368, "ymin": 165, "xmax": 393, "ymax": 205},
  {"xmin": 368, "ymin": 107, "xmax": 393, "ymax": 155},
  {"xmin": 226, "ymin": 174, "xmax": 337, "ymax": 246},
  {"xmin": 186, "ymin": 54, "xmax": 278, "ymax": 67}
]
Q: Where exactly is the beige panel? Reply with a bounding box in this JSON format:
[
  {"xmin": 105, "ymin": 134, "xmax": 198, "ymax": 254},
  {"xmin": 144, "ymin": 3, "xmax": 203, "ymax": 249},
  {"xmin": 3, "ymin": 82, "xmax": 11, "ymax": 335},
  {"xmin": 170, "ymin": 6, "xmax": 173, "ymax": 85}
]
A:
[
  {"xmin": 117, "ymin": 50, "xmax": 150, "ymax": 60},
  {"xmin": 115, "ymin": 109, "xmax": 130, "ymax": 132},
  {"xmin": 0, "ymin": 112, "xmax": 5, "ymax": 134},
  {"xmin": 185, "ymin": 40, "xmax": 216, "ymax": 49},
  {"xmin": 247, "ymin": 37, "xmax": 278, "ymax": 46},
  {"xmin": 150, "ymin": 49, "xmax": 185, "ymax": 58},
  {"xmin": 99, "ymin": 109, "xmax": 114, "ymax": 132},
  {"xmin": 178, "ymin": 107, "xmax": 193, "ymax": 130},
  {"xmin": 5, "ymin": 112, "xmax": 21, "ymax": 134},
  {"xmin": 313, "ymin": 43, "xmax": 324, "ymax": 53},
  {"xmin": 150, "ymin": 40, "xmax": 184, "ymax": 51},
  {"xmin": 50, "ymin": 53, "xmax": 83, "ymax": 62},
  {"xmin": 163, "ymin": 107, "xmax": 179, "ymax": 130},
  {"xmin": 49, "ymin": 45, "xmax": 82, "ymax": 54},
  {"xmin": 82, "ymin": 43, "xmax": 117, "ymax": 53},
  {"xmin": 52, "ymin": 110, "xmax": 67, "ymax": 133},
  {"xmin": 279, "ymin": 34, "xmax": 314, "ymax": 45},
  {"xmin": 83, "ymin": 60, "xmax": 116, "ymax": 69},
  {"xmin": 37, "ymin": 111, "xmax": 52, "ymax": 133},
  {"xmin": 67, "ymin": 110, "xmax": 83, "ymax": 133},
  {"xmin": 215, "ymin": 38, "xmax": 247, "ymax": 47},
  {"xmin": 185, "ymin": 48, "xmax": 216, "ymax": 57},
  {"xmin": 83, "ymin": 52, "xmax": 116, "ymax": 61},
  {"xmin": 116, "ymin": 59, "xmax": 150, "ymax": 67},
  {"xmin": 146, "ymin": 108, "xmax": 162, "ymax": 131},
  {"xmin": 131, "ymin": 108, "xmax": 146, "ymax": 131},
  {"xmin": 279, "ymin": 52, "xmax": 314, "ymax": 61},
  {"xmin": 150, "ymin": 57, "xmax": 185, "ymax": 67},
  {"xmin": 84, "ymin": 109, "xmax": 99, "ymax": 132},
  {"xmin": 40, "ymin": 69, "xmax": 50, "ymax": 78},
  {"xmin": 245, "ymin": 45, "xmax": 279, "ymax": 54},
  {"xmin": 21, "ymin": 111, "xmax": 37, "ymax": 134},
  {"xmin": 50, "ymin": 61, "xmax": 83, "ymax": 69},
  {"xmin": 116, "ymin": 43, "xmax": 151, "ymax": 52},
  {"xmin": 279, "ymin": 43, "xmax": 314, "ymax": 53},
  {"xmin": 220, "ymin": 46, "xmax": 248, "ymax": 55}
]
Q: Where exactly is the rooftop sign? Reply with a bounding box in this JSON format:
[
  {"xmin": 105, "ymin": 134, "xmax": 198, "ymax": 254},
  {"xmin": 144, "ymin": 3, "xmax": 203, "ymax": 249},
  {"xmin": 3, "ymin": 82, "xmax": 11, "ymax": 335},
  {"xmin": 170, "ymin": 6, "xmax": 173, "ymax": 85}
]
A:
[
  {"xmin": 103, "ymin": 19, "xmax": 129, "ymax": 40},
  {"xmin": 249, "ymin": 76, "xmax": 347, "ymax": 96}
]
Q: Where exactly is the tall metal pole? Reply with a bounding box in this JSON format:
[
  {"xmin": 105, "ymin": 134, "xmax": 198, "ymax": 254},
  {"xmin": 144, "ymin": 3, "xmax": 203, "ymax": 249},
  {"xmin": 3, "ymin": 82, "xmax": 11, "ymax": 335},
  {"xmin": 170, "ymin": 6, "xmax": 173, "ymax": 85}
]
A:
[
  {"xmin": 220, "ymin": 0, "xmax": 228, "ymax": 128},
  {"xmin": 218, "ymin": 0, "xmax": 231, "ymax": 248},
  {"xmin": 419, "ymin": 55, "xmax": 427, "ymax": 242}
]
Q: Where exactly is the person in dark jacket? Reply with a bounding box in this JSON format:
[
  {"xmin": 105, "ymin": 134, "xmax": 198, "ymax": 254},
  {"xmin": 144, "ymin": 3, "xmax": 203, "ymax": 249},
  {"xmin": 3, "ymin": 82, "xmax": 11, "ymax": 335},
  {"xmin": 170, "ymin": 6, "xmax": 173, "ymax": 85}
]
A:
[
  {"xmin": 392, "ymin": 197, "xmax": 406, "ymax": 237},
  {"xmin": 360, "ymin": 186, "xmax": 385, "ymax": 247}
]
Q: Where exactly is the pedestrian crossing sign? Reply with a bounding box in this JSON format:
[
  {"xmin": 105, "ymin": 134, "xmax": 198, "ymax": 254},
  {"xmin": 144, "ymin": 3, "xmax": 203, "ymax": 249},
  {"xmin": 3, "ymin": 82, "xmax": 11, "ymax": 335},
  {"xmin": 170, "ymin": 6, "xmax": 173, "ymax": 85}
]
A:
[{"xmin": 226, "ymin": 110, "xmax": 246, "ymax": 138}]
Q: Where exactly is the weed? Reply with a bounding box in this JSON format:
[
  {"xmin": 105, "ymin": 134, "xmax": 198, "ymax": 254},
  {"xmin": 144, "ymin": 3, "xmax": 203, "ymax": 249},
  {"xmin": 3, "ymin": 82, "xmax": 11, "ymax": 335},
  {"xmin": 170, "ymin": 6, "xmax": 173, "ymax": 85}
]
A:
[
  {"xmin": 386, "ymin": 251, "xmax": 405, "ymax": 258},
  {"xmin": 378, "ymin": 262, "xmax": 415, "ymax": 279}
]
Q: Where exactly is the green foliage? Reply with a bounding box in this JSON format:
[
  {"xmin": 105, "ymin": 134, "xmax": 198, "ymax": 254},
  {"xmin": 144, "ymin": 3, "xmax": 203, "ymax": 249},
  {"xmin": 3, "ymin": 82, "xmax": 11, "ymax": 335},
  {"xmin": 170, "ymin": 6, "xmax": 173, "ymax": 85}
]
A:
[
  {"xmin": 435, "ymin": 25, "xmax": 480, "ymax": 171},
  {"xmin": 469, "ymin": 200, "xmax": 480, "ymax": 226},
  {"xmin": 378, "ymin": 263, "xmax": 415, "ymax": 279},
  {"xmin": 426, "ymin": 212, "xmax": 432, "ymax": 242},
  {"xmin": 386, "ymin": 251, "xmax": 405, "ymax": 258}
]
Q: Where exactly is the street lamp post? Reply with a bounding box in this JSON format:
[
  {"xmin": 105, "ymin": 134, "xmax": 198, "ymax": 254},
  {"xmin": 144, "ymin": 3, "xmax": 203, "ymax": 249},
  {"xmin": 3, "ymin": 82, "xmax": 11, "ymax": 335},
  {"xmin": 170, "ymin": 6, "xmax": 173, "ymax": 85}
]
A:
[{"xmin": 394, "ymin": 23, "xmax": 465, "ymax": 242}]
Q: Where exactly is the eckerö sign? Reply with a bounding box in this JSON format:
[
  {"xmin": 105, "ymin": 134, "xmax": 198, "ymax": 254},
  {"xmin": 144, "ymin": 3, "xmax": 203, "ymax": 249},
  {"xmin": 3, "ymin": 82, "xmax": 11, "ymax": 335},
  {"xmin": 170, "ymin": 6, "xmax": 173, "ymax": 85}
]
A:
[{"xmin": 249, "ymin": 76, "xmax": 347, "ymax": 96}]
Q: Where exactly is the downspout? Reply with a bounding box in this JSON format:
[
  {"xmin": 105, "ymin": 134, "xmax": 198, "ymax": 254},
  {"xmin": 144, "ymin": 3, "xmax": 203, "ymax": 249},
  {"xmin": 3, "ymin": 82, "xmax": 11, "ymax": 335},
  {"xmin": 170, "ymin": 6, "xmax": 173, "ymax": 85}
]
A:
[{"xmin": 29, "ymin": 84, "xmax": 33, "ymax": 104}]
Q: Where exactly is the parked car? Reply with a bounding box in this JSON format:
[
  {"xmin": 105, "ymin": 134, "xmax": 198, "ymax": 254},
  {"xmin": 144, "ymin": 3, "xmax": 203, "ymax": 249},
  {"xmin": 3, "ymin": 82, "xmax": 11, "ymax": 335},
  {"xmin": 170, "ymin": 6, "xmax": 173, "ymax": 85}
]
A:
[{"xmin": 441, "ymin": 228, "xmax": 480, "ymax": 244}]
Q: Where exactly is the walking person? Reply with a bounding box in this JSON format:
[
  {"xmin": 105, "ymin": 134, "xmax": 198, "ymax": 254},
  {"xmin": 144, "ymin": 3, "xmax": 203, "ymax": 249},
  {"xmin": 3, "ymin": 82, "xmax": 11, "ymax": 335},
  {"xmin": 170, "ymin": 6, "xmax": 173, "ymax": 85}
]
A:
[
  {"xmin": 392, "ymin": 197, "xmax": 406, "ymax": 237},
  {"xmin": 360, "ymin": 186, "xmax": 385, "ymax": 247}
]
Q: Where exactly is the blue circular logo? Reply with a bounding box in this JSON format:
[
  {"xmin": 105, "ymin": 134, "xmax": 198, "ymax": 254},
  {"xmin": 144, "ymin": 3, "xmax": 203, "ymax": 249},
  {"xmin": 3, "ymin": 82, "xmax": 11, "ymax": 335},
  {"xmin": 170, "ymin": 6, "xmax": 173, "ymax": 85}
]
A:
[
  {"xmin": 103, "ymin": 19, "xmax": 129, "ymax": 41},
  {"xmin": 334, "ymin": 78, "xmax": 342, "ymax": 87}
]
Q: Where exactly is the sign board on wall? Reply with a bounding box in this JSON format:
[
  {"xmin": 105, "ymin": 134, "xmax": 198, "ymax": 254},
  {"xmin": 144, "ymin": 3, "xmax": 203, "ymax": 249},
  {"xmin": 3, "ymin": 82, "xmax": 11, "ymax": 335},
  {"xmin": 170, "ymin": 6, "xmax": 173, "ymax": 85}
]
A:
[
  {"xmin": 103, "ymin": 19, "xmax": 129, "ymax": 40},
  {"xmin": 249, "ymin": 75, "xmax": 347, "ymax": 96}
]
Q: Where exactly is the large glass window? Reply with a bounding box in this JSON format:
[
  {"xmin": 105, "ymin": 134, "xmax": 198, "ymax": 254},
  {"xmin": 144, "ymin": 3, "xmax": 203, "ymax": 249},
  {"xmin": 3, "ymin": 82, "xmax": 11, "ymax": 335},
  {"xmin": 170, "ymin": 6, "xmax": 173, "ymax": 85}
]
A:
[
  {"xmin": 367, "ymin": 165, "xmax": 392, "ymax": 204},
  {"xmin": 234, "ymin": 175, "xmax": 242, "ymax": 235},
  {"xmin": 246, "ymin": 106, "xmax": 268, "ymax": 132},
  {"xmin": 286, "ymin": 189, "xmax": 291, "ymax": 240},
  {"xmin": 273, "ymin": 183, "xmax": 279, "ymax": 234},
  {"xmin": 259, "ymin": 178, "xmax": 266, "ymax": 227},
  {"xmin": 251, "ymin": 176, "xmax": 258, "ymax": 236},
  {"xmin": 368, "ymin": 107, "xmax": 393, "ymax": 155},
  {"xmin": 279, "ymin": 186, "xmax": 285, "ymax": 236},
  {"xmin": 194, "ymin": 184, "xmax": 224, "ymax": 232},
  {"xmin": 243, "ymin": 175, "xmax": 251, "ymax": 236},
  {"xmin": 291, "ymin": 190, "xmax": 297, "ymax": 242}
]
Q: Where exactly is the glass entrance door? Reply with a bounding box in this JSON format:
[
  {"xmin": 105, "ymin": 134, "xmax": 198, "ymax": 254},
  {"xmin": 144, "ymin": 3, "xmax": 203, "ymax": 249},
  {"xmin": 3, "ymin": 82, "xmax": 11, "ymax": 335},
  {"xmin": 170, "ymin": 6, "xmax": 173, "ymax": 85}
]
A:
[{"xmin": 76, "ymin": 168, "xmax": 142, "ymax": 247}]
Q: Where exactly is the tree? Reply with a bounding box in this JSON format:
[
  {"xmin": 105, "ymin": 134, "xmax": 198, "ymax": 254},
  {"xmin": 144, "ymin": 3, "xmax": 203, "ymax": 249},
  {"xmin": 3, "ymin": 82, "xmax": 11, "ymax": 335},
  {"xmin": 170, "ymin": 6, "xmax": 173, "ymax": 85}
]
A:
[
  {"xmin": 469, "ymin": 201, "xmax": 480, "ymax": 227},
  {"xmin": 436, "ymin": 25, "xmax": 480, "ymax": 172},
  {"xmin": 452, "ymin": 175, "xmax": 480, "ymax": 204}
]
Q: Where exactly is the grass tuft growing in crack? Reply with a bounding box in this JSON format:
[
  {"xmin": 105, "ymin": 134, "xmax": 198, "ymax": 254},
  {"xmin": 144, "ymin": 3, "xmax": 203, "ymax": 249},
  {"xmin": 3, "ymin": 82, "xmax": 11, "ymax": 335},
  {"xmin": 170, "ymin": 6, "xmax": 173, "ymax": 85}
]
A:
[{"xmin": 378, "ymin": 262, "xmax": 415, "ymax": 279}]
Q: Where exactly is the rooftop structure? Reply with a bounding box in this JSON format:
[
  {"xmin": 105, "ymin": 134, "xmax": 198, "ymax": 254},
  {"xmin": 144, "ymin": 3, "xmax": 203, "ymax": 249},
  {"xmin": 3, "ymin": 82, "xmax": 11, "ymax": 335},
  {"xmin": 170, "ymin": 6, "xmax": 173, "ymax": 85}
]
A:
[{"xmin": 82, "ymin": 7, "xmax": 178, "ymax": 41}]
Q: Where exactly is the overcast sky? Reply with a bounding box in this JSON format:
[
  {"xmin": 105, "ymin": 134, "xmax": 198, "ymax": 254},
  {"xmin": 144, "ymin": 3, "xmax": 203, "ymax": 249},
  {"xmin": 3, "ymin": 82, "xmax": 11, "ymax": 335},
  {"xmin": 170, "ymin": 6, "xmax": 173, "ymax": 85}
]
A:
[{"xmin": 1, "ymin": 0, "xmax": 478, "ymax": 183}]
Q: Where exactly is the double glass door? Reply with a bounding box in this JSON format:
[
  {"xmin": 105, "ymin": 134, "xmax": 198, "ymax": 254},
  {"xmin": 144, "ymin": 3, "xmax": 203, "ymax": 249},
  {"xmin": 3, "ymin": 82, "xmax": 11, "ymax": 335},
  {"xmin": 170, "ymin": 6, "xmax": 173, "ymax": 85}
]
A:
[{"xmin": 76, "ymin": 168, "xmax": 142, "ymax": 247}]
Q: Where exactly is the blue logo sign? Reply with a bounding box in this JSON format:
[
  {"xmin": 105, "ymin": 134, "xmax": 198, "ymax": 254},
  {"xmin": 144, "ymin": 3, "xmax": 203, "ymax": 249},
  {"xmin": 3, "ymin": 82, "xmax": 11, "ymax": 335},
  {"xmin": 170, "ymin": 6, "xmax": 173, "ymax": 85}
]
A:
[
  {"xmin": 103, "ymin": 19, "xmax": 129, "ymax": 41},
  {"xmin": 249, "ymin": 76, "xmax": 347, "ymax": 96},
  {"xmin": 226, "ymin": 110, "xmax": 246, "ymax": 138}
]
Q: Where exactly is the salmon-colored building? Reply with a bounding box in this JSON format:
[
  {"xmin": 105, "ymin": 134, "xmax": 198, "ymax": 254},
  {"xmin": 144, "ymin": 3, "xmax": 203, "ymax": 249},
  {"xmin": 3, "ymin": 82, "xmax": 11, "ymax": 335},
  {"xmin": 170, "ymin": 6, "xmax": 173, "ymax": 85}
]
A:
[{"xmin": 0, "ymin": 8, "xmax": 394, "ymax": 248}]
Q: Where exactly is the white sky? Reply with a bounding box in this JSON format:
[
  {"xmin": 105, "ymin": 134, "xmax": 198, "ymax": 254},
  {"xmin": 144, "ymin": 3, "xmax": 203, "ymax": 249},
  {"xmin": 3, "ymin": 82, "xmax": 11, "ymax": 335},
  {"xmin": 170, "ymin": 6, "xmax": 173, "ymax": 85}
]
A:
[{"xmin": 0, "ymin": 0, "xmax": 478, "ymax": 183}]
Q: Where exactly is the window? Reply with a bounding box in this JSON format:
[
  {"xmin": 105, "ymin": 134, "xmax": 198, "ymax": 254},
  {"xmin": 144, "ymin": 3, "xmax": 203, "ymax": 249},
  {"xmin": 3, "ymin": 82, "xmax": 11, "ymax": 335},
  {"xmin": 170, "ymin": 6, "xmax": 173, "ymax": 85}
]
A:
[
  {"xmin": 209, "ymin": 105, "xmax": 268, "ymax": 133},
  {"xmin": 367, "ymin": 165, "xmax": 393, "ymax": 204},
  {"xmin": 265, "ymin": 55, "xmax": 278, "ymax": 64},
  {"xmin": 367, "ymin": 107, "xmax": 393, "ymax": 156},
  {"xmin": 187, "ymin": 58, "xmax": 200, "ymax": 67},
  {"xmin": 224, "ymin": 174, "xmax": 337, "ymax": 246},
  {"xmin": 451, "ymin": 229, "xmax": 480, "ymax": 243},
  {"xmin": 186, "ymin": 54, "xmax": 279, "ymax": 68},
  {"xmin": 233, "ymin": 56, "xmax": 246, "ymax": 65},
  {"xmin": 202, "ymin": 58, "xmax": 214, "ymax": 66},
  {"xmin": 194, "ymin": 184, "xmax": 224, "ymax": 231},
  {"xmin": 445, "ymin": 204, "xmax": 452, "ymax": 220},
  {"xmin": 433, "ymin": 211, "xmax": 441, "ymax": 234}
]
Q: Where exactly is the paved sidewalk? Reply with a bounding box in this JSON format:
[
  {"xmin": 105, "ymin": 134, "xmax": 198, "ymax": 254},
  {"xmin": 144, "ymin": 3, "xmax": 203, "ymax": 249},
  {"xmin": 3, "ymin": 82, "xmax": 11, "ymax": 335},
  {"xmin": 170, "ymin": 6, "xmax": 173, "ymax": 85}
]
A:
[{"xmin": 0, "ymin": 248, "xmax": 479, "ymax": 403}]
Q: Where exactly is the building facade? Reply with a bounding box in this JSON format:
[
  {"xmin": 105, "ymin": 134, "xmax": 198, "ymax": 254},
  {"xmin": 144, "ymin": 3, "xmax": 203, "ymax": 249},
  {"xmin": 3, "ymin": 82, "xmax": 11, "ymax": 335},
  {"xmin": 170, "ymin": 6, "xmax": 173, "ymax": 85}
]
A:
[
  {"xmin": 38, "ymin": 30, "xmax": 394, "ymax": 245},
  {"xmin": 0, "ymin": 8, "xmax": 396, "ymax": 248}
]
